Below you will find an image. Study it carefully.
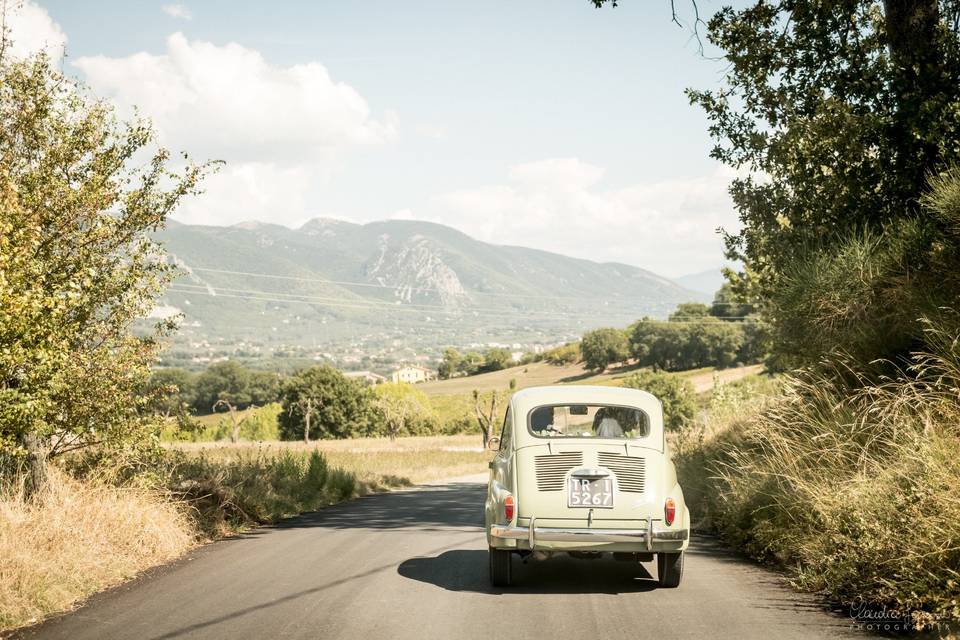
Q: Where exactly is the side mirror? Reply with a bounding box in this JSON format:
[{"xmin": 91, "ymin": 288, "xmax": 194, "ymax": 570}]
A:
[{"xmin": 487, "ymin": 436, "xmax": 501, "ymax": 451}]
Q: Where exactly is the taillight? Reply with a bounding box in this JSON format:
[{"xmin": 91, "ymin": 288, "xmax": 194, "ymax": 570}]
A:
[
  {"xmin": 664, "ymin": 497, "xmax": 676, "ymax": 526},
  {"xmin": 504, "ymin": 494, "xmax": 515, "ymax": 521}
]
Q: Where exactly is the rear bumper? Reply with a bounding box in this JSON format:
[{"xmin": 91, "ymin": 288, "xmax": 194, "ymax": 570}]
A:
[{"xmin": 489, "ymin": 516, "xmax": 688, "ymax": 552}]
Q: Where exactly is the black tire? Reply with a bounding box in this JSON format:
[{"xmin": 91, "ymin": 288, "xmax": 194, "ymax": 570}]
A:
[
  {"xmin": 657, "ymin": 551, "xmax": 683, "ymax": 588},
  {"xmin": 489, "ymin": 547, "xmax": 513, "ymax": 587}
]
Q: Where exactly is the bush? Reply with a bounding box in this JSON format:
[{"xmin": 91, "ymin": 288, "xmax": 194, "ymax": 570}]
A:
[
  {"xmin": 677, "ymin": 320, "xmax": 960, "ymax": 628},
  {"xmin": 580, "ymin": 328, "xmax": 629, "ymax": 371},
  {"xmin": 621, "ymin": 370, "xmax": 696, "ymax": 432},
  {"xmin": 166, "ymin": 448, "xmax": 389, "ymax": 534},
  {"xmin": 543, "ymin": 342, "xmax": 580, "ymax": 365},
  {"xmin": 278, "ymin": 366, "xmax": 376, "ymax": 440}
]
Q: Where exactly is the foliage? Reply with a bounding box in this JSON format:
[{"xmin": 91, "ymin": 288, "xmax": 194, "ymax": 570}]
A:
[
  {"xmin": 0, "ymin": 53, "xmax": 209, "ymax": 485},
  {"xmin": 373, "ymin": 383, "xmax": 437, "ymax": 439},
  {"xmin": 629, "ymin": 318, "xmax": 748, "ymax": 371},
  {"xmin": 437, "ymin": 346, "xmax": 514, "ymax": 378},
  {"xmin": 767, "ymin": 168, "xmax": 960, "ymax": 365},
  {"xmin": 710, "ymin": 283, "xmax": 757, "ymax": 320},
  {"xmin": 621, "ymin": 370, "xmax": 696, "ymax": 432},
  {"xmin": 166, "ymin": 449, "xmax": 377, "ymax": 534},
  {"xmin": 688, "ymin": 0, "xmax": 960, "ymax": 365},
  {"xmin": 437, "ymin": 348, "xmax": 462, "ymax": 379},
  {"xmin": 480, "ymin": 347, "xmax": 513, "ymax": 373},
  {"xmin": 190, "ymin": 361, "xmax": 281, "ymax": 413},
  {"xmin": 668, "ymin": 302, "xmax": 710, "ymax": 322},
  {"xmin": 676, "ymin": 320, "xmax": 960, "ymax": 628},
  {"xmin": 580, "ymin": 327, "xmax": 629, "ymax": 371},
  {"xmin": 543, "ymin": 342, "xmax": 581, "ymax": 365},
  {"xmin": 278, "ymin": 366, "xmax": 375, "ymax": 440}
]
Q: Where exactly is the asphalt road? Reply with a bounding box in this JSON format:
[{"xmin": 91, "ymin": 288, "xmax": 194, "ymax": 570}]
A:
[{"xmin": 18, "ymin": 481, "xmax": 867, "ymax": 640}]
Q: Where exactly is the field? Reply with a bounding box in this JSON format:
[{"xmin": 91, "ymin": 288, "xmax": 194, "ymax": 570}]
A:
[
  {"xmin": 170, "ymin": 434, "xmax": 490, "ymax": 486},
  {"xmin": 422, "ymin": 361, "xmax": 764, "ymax": 427}
]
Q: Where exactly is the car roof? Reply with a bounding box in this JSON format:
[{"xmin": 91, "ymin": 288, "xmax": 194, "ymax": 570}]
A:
[{"xmin": 511, "ymin": 385, "xmax": 661, "ymax": 410}]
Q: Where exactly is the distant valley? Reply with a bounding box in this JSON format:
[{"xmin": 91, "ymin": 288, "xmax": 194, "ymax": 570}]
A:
[{"xmin": 153, "ymin": 218, "xmax": 709, "ymax": 370}]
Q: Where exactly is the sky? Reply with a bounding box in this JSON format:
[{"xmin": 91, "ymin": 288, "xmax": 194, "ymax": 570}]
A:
[{"xmin": 6, "ymin": 1, "xmax": 740, "ymax": 278}]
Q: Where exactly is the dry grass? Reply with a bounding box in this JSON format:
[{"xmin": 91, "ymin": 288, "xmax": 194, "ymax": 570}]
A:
[
  {"xmin": 676, "ymin": 325, "xmax": 960, "ymax": 630},
  {"xmin": 171, "ymin": 434, "xmax": 490, "ymax": 485},
  {"xmin": 0, "ymin": 470, "xmax": 195, "ymax": 630}
]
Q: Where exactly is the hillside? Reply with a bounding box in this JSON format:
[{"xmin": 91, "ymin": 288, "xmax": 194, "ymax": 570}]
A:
[{"xmin": 153, "ymin": 218, "xmax": 706, "ymax": 368}]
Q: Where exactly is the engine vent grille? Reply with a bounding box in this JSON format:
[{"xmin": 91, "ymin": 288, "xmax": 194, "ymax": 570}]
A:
[
  {"xmin": 598, "ymin": 452, "xmax": 646, "ymax": 493},
  {"xmin": 534, "ymin": 452, "xmax": 584, "ymax": 491}
]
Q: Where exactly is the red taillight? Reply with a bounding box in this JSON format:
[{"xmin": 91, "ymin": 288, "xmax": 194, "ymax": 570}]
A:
[
  {"xmin": 504, "ymin": 494, "xmax": 515, "ymax": 521},
  {"xmin": 664, "ymin": 498, "xmax": 676, "ymax": 526}
]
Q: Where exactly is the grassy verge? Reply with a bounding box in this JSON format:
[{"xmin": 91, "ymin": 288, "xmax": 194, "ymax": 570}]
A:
[
  {"xmin": 0, "ymin": 469, "xmax": 194, "ymax": 630},
  {"xmin": 676, "ymin": 336, "xmax": 960, "ymax": 630},
  {"xmin": 1, "ymin": 434, "xmax": 490, "ymax": 632}
]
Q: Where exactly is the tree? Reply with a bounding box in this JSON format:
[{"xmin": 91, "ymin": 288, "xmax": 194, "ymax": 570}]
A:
[
  {"xmin": 278, "ymin": 366, "xmax": 374, "ymax": 440},
  {"xmin": 473, "ymin": 389, "xmax": 505, "ymax": 448},
  {"xmin": 459, "ymin": 351, "xmax": 485, "ymax": 376},
  {"xmin": 374, "ymin": 383, "xmax": 434, "ymax": 440},
  {"xmin": 622, "ymin": 371, "xmax": 696, "ymax": 432},
  {"xmin": 710, "ymin": 283, "xmax": 757, "ymax": 320},
  {"xmin": 480, "ymin": 347, "xmax": 513, "ymax": 373},
  {"xmin": 0, "ymin": 52, "xmax": 208, "ymax": 494},
  {"xmin": 144, "ymin": 368, "xmax": 195, "ymax": 419},
  {"xmin": 668, "ymin": 303, "xmax": 710, "ymax": 322},
  {"xmin": 437, "ymin": 348, "xmax": 462, "ymax": 379},
  {"xmin": 686, "ymin": 1, "xmax": 960, "ymax": 364},
  {"xmin": 212, "ymin": 398, "xmax": 257, "ymax": 444},
  {"xmin": 544, "ymin": 342, "xmax": 580, "ymax": 365},
  {"xmin": 581, "ymin": 328, "xmax": 629, "ymax": 371},
  {"xmin": 192, "ymin": 361, "xmax": 253, "ymax": 413}
]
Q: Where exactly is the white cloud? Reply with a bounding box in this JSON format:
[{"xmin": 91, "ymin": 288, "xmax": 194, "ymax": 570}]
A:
[
  {"xmin": 3, "ymin": 0, "xmax": 67, "ymax": 61},
  {"xmin": 161, "ymin": 4, "xmax": 192, "ymax": 20},
  {"xmin": 73, "ymin": 33, "xmax": 396, "ymax": 165},
  {"xmin": 72, "ymin": 32, "xmax": 398, "ymax": 227},
  {"xmin": 172, "ymin": 162, "xmax": 316, "ymax": 228},
  {"xmin": 423, "ymin": 159, "xmax": 740, "ymax": 277}
]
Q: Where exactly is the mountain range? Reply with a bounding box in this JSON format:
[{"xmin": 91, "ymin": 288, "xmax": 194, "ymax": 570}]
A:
[{"xmin": 153, "ymin": 218, "xmax": 710, "ymax": 367}]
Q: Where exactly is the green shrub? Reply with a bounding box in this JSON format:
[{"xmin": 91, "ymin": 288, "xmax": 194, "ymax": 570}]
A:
[
  {"xmin": 164, "ymin": 448, "xmax": 401, "ymax": 535},
  {"xmin": 678, "ymin": 320, "xmax": 960, "ymax": 628},
  {"xmin": 543, "ymin": 342, "xmax": 580, "ymax": 365},
  {"xmin": 621, "ymin": 370, "xmax": 696, "ymax": 432}
]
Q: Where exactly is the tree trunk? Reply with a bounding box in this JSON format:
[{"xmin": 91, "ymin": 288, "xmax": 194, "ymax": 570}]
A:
[
  {"xmin": 882, "ymin": 0, "xmax": 948, "ymax": 192},
  {"xmin": 229, "ymin": 407, "xmax": 240, "ymax": 444},
  {"xmin": 21, "ymin": 432, "xmax": 48, "ymax": 499},
  {"xmin": 883, "ymin": 0, "xmax": 940, "ymax": 62},
  {"xmin": 303, "ymin": 398, "xmax": 312, "ymax": 444}
]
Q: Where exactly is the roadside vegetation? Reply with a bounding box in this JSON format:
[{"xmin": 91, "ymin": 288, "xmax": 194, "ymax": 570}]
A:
[
  {"xmin": 0, "ymin": 47, "xmax": 486, "ymax": 633},
  {"xmin": 647, "ymin": 0, "xmax": 960, "ymax": 629}
]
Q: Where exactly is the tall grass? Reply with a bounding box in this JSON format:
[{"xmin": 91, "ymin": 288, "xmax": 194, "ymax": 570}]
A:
[
  {"xmin": 678, "ymin": 321, "xmax": 960, "ymax": 629},
  {"xmin": 1, "ymin": 436, "xmax": 469, "ymax": 632},
  {"xmin": 0, "ymin": 469, "xmax": 195, "ymax": 629},
  {"xmin": 165, "ymin": 448, "xmax": 406, "ymax": 536}
]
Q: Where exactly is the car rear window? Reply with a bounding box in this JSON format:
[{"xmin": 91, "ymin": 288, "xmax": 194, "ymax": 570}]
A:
[{"xmin": 527, "ymin": 403, "xmax": 650, "ymax": 439}]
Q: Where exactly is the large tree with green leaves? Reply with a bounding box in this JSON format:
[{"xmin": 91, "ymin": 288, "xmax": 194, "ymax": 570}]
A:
[
  {"xmin": 685, "ymin": 0, "xmax": 960, "ymax": 364},
  {"xmin": 0, "ymin": 52, "xmax": 209, "ymax": 492},
  {"xmin": 278, "ymin": 366, "xmax": 375, "ymax": 440},
  {"xmin": 581, "ymin": 327, "xmax": 630, "ymax": 371},
  {"xmin": 594, "ymin": 1, "xmax": 960, "ymax": 365}
]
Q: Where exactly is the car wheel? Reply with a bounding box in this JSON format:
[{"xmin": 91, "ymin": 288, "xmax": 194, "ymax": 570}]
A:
[
  {"xmin": 657, "ymin": 551, "xmax": 683, "ymax": 588},
  {"xmin": 489, "ymin": 547, "xmax": 512, "ymax": 587}
]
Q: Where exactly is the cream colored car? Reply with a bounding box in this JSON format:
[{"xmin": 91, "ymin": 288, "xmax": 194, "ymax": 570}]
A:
[{"xmin": 484, "ymin": 385, "xmax": 690, "ymax": 587}]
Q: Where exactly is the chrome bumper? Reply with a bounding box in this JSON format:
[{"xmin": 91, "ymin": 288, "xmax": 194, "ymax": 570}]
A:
[{"xmin": 490, "ymin": 516, "xmax": 688, "ymax": 551}]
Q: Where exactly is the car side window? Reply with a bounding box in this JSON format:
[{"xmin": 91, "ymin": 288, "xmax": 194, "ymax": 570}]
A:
[{"xmin": 498, "ymin": 407, "xmax": 512, "ymax": 454}]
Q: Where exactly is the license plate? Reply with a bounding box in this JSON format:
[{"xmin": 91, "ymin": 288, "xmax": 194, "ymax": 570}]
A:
[{"xmin": 567, "ymin": 477, "xmax": 614, "ymax": 508}]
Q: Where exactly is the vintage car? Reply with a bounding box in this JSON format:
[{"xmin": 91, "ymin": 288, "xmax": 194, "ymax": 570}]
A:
[{"xmin": 484, "ymin": 385, "xmax": 689, "ymax": 587}]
